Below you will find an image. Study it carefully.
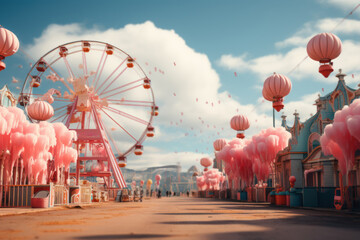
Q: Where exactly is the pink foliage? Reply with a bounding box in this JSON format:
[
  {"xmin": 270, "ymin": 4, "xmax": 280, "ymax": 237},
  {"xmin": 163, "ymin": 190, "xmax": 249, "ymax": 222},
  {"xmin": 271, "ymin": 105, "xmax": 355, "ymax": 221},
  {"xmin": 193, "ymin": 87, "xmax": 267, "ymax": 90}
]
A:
[
  {"xmin": 196, "ymin": 169, "xmax": 223, "ymax": 191},
  {"xmin": 215, "ymin": 127, "xmax": 290, "ymax": 187},
  {"xmin": 0, "ymin": 106, "xmax": 77, "ymax": 185},
  {"xmin": 320, "ymin": 99, "xmax": 360, "ymax": 176}
]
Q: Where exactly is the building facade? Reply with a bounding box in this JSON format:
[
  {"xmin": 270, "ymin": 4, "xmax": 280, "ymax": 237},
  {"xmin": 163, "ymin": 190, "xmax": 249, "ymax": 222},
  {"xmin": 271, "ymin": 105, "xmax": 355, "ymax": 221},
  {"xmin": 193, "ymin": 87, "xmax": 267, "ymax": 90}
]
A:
[
  {"xmin": 0, "ymin": 85, "xmax": 16, "ymax": 107},
  {"xmin": 276, "ymin": 70, "xmax": 360, "ymax": 190}
]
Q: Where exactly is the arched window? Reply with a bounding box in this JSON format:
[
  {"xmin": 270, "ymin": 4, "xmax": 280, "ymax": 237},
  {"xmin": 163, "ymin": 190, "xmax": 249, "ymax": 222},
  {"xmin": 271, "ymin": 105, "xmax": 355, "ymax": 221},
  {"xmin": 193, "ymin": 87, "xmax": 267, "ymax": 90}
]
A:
[{"xmin": 308, "ymin": 132, "xmax": 321, "ymax": 153}]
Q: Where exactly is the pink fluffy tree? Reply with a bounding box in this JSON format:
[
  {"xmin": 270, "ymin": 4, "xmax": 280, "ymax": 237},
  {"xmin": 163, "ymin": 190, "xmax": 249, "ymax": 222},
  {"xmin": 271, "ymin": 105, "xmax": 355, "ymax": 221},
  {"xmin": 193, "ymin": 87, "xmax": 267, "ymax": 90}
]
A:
[
  {"xmin": 0, "ymin": 106, "xmax": 77, "ymax": 185},
  {"xmin": 320, "ymin": 99, "xmax": 360, "ymax": 185}
]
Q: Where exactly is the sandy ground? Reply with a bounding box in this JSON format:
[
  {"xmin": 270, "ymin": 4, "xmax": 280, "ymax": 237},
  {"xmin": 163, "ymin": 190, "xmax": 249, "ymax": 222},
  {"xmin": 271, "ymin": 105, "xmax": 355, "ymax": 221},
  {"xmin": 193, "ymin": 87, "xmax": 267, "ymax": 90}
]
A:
[{"xmin": 0, "ymin": 197, "xmax": 359, "ymax": 240}]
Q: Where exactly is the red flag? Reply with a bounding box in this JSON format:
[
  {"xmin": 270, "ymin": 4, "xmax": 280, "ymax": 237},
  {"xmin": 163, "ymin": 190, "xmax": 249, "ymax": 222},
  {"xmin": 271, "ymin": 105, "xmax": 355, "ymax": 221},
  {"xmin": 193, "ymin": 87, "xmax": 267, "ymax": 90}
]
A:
[
  {"xmin": 352, "ymin": 74, "xmax": 355, "ymax": 78},
  {"xmin": 322, "ymin": 88, "xmax": 324, "ymax": 92},
  {"xmin": 234, "ymin": 72, "xmax": 237, "ymax": 77}
]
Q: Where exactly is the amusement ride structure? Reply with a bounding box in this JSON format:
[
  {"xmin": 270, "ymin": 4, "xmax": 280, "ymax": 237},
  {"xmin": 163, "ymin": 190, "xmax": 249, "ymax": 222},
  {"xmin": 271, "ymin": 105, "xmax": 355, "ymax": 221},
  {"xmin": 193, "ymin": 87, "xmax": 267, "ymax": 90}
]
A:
[{"xmin": 19, "ymin": 40, "xmax": 157, "ymax": 189}]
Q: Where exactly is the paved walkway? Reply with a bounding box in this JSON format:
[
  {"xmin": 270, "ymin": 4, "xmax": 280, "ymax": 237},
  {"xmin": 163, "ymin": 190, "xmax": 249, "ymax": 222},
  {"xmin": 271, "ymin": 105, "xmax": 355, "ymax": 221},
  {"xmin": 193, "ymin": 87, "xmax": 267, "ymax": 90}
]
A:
[{"xmin": 1, "ymin": 197, "xmax": 359, "ymax": 240}]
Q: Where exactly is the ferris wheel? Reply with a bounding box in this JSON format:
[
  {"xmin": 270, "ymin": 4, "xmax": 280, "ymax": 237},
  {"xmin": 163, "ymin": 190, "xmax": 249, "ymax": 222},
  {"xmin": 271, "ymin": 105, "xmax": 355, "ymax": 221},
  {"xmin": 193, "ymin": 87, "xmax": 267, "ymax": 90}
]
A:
[{"xmin": 19, "ymin": 40, "xmax": 158, "ymax": 188}]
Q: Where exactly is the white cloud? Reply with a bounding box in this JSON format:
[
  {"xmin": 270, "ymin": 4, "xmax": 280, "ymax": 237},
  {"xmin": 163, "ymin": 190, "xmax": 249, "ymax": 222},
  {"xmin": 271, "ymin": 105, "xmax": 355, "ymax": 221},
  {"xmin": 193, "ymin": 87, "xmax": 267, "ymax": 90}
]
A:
[
  {"xmin": 25, "ymin": 22, "xmax": 275, "ymax": 170},
  {"xmin": 282, "ymin": 92, "xmax": 319, "ymax": 126},
  {"xmin": 218, "ymin": 17, "xmax": 360, "ymax": 84}
]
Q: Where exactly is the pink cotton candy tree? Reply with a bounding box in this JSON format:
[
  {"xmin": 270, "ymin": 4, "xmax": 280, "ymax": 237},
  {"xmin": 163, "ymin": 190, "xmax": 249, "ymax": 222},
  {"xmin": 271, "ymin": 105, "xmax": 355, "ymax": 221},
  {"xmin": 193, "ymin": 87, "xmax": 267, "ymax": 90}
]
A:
[
  {"xmin": 244, "ymin": 127, "xmax": 291, "ymax": 183},
  {"xmin": 320, "ymin": 99, "xmax": 360, "ymax": 185},
  {"xmin": 0, "ymin": 106, "xmax": 77, "ymax": 186}
]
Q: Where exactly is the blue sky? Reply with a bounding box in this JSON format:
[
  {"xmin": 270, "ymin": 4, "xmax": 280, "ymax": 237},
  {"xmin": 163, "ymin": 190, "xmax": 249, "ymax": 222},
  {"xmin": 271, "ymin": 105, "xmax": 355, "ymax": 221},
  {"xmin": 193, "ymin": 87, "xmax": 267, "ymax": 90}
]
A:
[{"xmin": 1, "ymin": 0, "xmax": 360, "ymax": 171}]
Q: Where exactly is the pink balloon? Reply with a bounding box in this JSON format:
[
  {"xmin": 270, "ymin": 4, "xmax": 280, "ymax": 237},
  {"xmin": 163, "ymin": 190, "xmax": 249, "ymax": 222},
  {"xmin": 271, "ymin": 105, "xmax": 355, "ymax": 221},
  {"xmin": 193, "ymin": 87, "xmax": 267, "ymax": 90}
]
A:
[
  {"xmin": 200, "ymin": 157, "xmax": 212, "ymax": 168},
  {"xmin": 27, "ymin": 101, "xmax": 54, "ymax": 121},
  {"xmin": 307, "ymin": 33, "xmax": 342, "ymax": 62}
]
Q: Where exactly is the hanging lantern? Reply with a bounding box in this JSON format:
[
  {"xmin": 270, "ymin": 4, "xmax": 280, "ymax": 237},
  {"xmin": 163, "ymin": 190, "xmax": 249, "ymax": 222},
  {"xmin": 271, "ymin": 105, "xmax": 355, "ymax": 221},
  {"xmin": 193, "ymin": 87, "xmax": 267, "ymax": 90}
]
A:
[
  {"xmin": 127, "ymin": 57, "xmax": 134, "ymax": 68},
  {"xmin": 200, "ymin": 157, "xmax": 213, "ymax": 172},
  {"xmin": 152, "ymin": 105, "xmax": 159, "ymax": 116},
  {"xmin": 230, "ymin": 115, "xmax": 250, "ymax": 139},
  {"xmin": 143, "ymin": 77, "xmax": 151, "ymax": 89},
  {"xmin": 106, "ymin": 45, "xmax": 113, "ymax": 55},
  {"xmin": 213, "ymin": 139, "xmax": 227, "ymax": 151},
  {"xmin": 36, "ymin": 60, "xmax": 47, "ymax": 72},
  {"xmin": 134, "ymin": 144, "xmax": 143, "ymax": 155},
  {"xmin": 31, "ymin": 76, "xmax": 41, "ymax": 88},
  {"xmin": 118, "ymin": 156, "xmax": 127, "ymax": 168},
  {"xmin": 262, "ymin": 73, "xmax": 292, "ymax": 112},
  {"xmin": 82, "ymin": 41, "xmax": 90, "ymax": 52},
  {"xmin": 0, "ymin": 27, "xmax": 19, "ymax": 72},
  {"xmin": 146, "ymin": 125, "xmax": 155, "ymax": 137},
  {"xmin": 307, "ymin": 33, "xmax": 342, "ymax": 78},
  {"xmin": 59, "ymin": 46, "xmax": 68, "ymax": 57},
  {"xmin": 27, "ymin": 100, "xmax": 54, "ymax": 121}
]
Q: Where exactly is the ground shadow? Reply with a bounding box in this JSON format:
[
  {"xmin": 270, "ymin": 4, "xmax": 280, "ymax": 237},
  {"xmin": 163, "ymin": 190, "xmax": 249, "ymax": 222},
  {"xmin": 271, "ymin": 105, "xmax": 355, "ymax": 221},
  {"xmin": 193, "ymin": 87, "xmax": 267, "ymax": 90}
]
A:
[
  {"xmin": 159, "ymin": 214, "xmax": 360, "ymax": 230},
  {"xmin": 75, "ymin": 234, "xmax": 171, "ymax": 239},
  {"xmin": 156, "ymin": 212, "xmax": 224, "ymax": 215}
]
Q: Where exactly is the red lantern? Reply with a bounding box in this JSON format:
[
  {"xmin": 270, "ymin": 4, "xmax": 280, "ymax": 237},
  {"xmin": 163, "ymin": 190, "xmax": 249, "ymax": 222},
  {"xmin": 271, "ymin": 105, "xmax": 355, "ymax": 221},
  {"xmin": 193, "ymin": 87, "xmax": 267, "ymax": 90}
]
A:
[
  {"xmin": 262, "ymin": 73, "xmax": 292, "ymax": 112},
  {"xmin": 59, "ymin": 46, "xmax": 68, "ymax": 57},
  {"xmin": 134, "ymin": 144, "xmax": 143, "ymax": 155},
  {"xmin": 127, "ymin": 57, "xmax": 134, "ymax": 68},
  {"xmin": 106, "ymin": 45, "xmax": 113, "ymax": 55},
  {"xmin": 82, "ymin": 41, "xmax": 90, "ymax": 52},
  {"xmin": 230, "ymin": 115, "xmax": 250, "ymax": 139},
  {"xmin": 27, "ymin": 100, "xmax": 54, "ymax": 121},
  {"xmin": 213, "ymin": 139, "xmax": 227, "ymax": 151},
  {"xmin": 0, "ymin": 27, "xmax": 19, "ymax": 71},
  {"xmin": 146, "ymin": 125, "xmax": 155, "ymax": 137},
  {"xmin": 307, "ymin": 33, "xmax": 342, "ymax": 78},
  {"xmin": 143, "ymin": 78, "xmax": 151, "ymax": 89},
  {"xmin": 200, "ymin": 157, "xmax": 212, "ymax": 172},
  {"xmin": 118, "ymin": 156, "xmax": 127, "ymax": 168},
  {"xmin": 152, "ymin": 106, "xmax": 159, "ymax": 116}
]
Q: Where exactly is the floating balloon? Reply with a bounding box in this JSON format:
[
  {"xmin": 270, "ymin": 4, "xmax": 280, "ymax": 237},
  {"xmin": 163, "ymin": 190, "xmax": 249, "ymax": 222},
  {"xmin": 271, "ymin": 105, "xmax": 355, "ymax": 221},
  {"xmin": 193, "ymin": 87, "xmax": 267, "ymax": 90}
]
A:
[
  {"xmin": 27, "ymin": 101, "xmax": 54, "ymax": 121},
  {"xmin": 0, "ymin": 27, "xmax": 19, "ymax": 71},
  {"xmin": 230, "ymin": 115, "xmax": 250, "ymax": 139},
  {"xmin": 307, "ymin": 33, "xmax": 342, "ymax": 78},
  {"xmin": 262, "ymin": 73, "xmax": 292, "ymax": 112}
]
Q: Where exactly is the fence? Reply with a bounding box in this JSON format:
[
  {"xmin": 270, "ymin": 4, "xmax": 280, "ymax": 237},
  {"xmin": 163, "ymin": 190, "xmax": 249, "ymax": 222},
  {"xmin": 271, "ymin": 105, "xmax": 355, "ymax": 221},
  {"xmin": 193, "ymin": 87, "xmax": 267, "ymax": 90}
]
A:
[
  {"xmin": 0, "ymin": 185, "xmax": 33, "ymax": 207},
  {"xmin": 80, "ymin": 185, "xmax": 92, "ymax": 203},
  {"xmin": 53, "ymin": 185, "xmax": 68, "ymax": 206}
]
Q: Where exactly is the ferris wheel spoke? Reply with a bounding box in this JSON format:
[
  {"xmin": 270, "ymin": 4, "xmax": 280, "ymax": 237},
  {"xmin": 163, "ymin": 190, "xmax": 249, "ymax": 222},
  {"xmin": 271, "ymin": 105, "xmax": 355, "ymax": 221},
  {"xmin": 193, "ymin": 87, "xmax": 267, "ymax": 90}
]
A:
[
  {"xmin": 95, "ymin": 105, "xmax": 138, "ymax": 142},
  {"xmin": 62, "ymin": 57, "xmax": 75, "ymax": 79},
  {"xmin": 92, "ymin": 49, "xmax": 107, "ymax": 88},
  {"xmin": 53, "ymin": 108, "xmax": 68, "ymax": 117},
  {"xmin": 109, "ymin": 102, "xmax": 153, "ymax": 108},
  {"xmin": 102, "ymin": 121, "xmax": 123, "ymax": 156},
  {"xmin": 103, "ymin": 106, "xmax": 149, "ymax": 125},
  {"xmin": 101, "ymin": 84, "xmax": 143, "ymax": 99},
  {"xmin": 43, "ymin": 58, "xmax": 75, "ymax": 95},
  {"xmin": 53, "ymin": 104, "xmax": 72, "ymax": 112},
  {"xmin": 95, "ymin": 58, "xmax": 127, "ymax": 93},
  {"xmin": 99, "ymin": 78, "xmax": 144, "ymax": 96},
  {"xmin": 107, "ymin": 99, "xmax": 154, "ymax": 104},
  {"xmin": 53, "ymin": 97, "xmax": 72, "ymax": 103},
  {"xmin": 98, "ymin": 67, "xmax": 128, "ymax": 96},
  {"xmin": 82, "ymin": 51, "xmax": 88, "ymax": 78},
  {"xmin": 50, "ymin": 112, "xmax": 68, "ymax": 123}
]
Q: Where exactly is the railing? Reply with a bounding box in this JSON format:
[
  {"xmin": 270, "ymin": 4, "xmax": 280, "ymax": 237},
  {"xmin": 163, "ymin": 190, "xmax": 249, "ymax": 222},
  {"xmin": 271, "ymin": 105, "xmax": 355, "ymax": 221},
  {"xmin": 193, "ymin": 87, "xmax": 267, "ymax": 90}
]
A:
[
  {"xmin": 80, "ymin": 185, "xmax": 92, "ymax": 203},
  {"xmin": 53, "ymin": 185, "xmax": 68, "ymax": 206},
  {"xmin": 107, "ymin": 188, "xmax": 120, "ymax": 201},
  {"xmin": 0, "ymin": 185, "xmax": 33, "ymax": 207}
]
